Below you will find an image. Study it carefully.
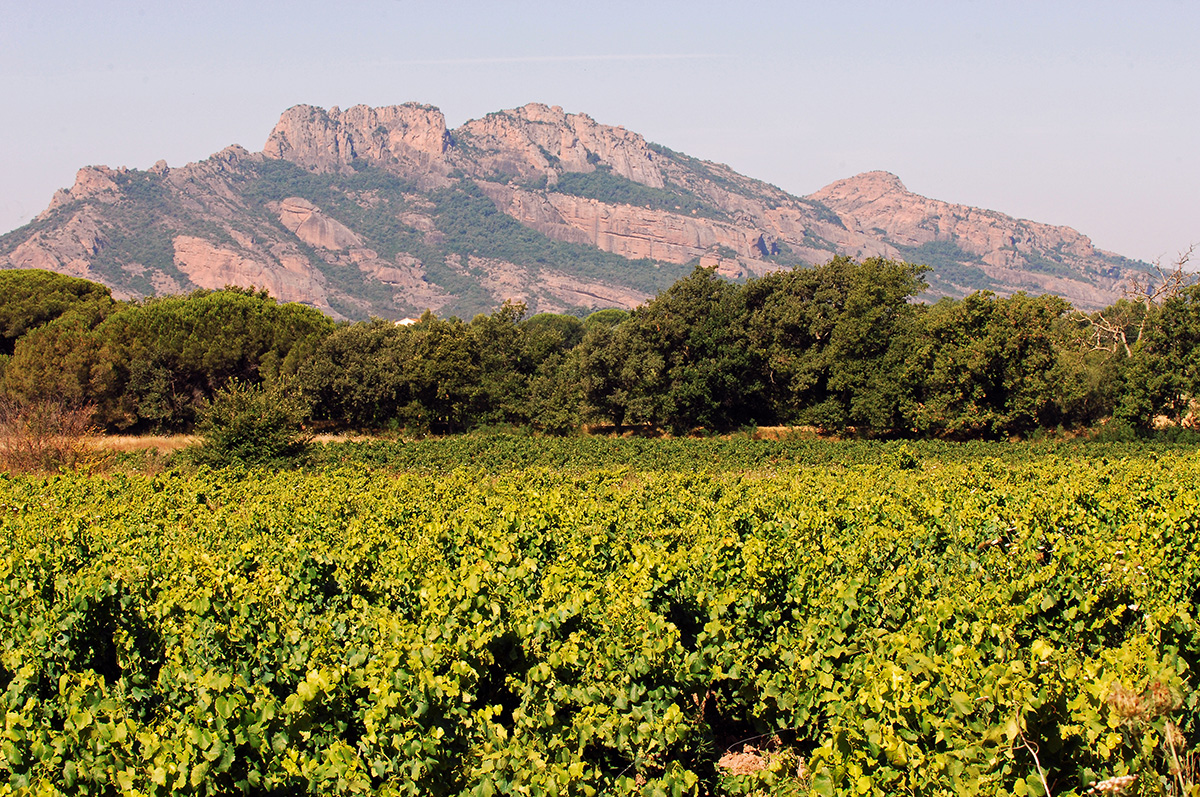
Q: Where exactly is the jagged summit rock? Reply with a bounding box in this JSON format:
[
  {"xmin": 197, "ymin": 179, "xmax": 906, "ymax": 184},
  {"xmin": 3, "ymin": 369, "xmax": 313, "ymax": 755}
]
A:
[
  {"xmin": 454, "ymin": 103, "xmax": 667, "ymax": 189},
  {"xmin": 817, "ymin": 170, "xmax": 910, "ymax": 199},
  {"xmin": 263, "ymin": 103, "xmax": 452, "ymax": 178},
  {"xmin": 0, "ymin": 103, "xmax": 1147, "ymax": 319}
]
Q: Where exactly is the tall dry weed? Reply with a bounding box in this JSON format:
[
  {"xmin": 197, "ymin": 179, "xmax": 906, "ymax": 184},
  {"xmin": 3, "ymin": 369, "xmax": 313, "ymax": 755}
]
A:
[{"xmin": 0, "ymin": 397, "xmax": 101, "ymax": 473}]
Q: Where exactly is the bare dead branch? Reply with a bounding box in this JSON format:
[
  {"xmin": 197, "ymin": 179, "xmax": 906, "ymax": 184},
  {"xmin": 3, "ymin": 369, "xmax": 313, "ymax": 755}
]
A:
[
  {"xmin": 1076, "ymin": 245, "xmax": 1198, "ymax": 356},
  {"xmin": 1127, "ymin": 244, "xmax": 1196, "ymax": 306},
  {"xmin": 1019, "ymin": 731, "xmax": 1054, "ymax": 797}
]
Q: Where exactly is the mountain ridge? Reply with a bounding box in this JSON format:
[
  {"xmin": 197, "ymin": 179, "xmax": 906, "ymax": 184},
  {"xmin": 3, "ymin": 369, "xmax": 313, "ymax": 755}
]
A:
[{"xmin": 0, "ymin": 102, "xmax": 1146, "ymax": 317}]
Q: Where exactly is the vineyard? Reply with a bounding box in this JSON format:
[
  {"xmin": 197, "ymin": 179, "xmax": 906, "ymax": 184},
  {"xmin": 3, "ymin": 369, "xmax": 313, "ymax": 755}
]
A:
[{"xmin": 1, "ymin": 441, "xmax": 1199, "ymax": 795}]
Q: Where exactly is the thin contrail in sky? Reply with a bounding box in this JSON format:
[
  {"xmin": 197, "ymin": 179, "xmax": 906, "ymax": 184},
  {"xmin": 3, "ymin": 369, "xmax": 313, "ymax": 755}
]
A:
[{"xmin": 381, "ymin": 54, "xmax": 725, "ymax": 66}]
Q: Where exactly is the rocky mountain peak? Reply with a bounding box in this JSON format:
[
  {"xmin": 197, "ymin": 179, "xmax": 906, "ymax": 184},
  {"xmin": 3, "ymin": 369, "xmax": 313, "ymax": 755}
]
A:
[
  {"xmin": 811, "ymin": 171, "xmax": 910, "ymax": 208},
  {"xmin": 60, "ymin": 166, "xmax": 124, "ymax": 203},
  {"xmin": 263, "ymin": 103, "xmax": 451, "ymax": 174},
  {"xmin": 452, "ymin": 103, "xmax": 665, "ymax": 188}
]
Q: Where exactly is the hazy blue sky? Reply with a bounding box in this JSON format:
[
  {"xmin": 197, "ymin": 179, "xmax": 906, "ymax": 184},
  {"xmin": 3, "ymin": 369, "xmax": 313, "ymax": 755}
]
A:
[{"xmin": 2, "ymin": 0, "xmax": 1196, "ymax": 264}]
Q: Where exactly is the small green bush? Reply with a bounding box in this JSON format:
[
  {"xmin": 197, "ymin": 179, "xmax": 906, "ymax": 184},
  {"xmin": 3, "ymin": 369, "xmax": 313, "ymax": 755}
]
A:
[
  {"xmin": 192, "ymin": 380, "xmax": 308, "ymax": 467},
  {"xmin": 1091, "ymin": 419, "xmax": 1141, "ymax": 443}
]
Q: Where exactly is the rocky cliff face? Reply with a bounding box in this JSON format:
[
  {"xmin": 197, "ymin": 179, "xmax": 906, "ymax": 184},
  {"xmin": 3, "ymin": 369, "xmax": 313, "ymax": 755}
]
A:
[
  {"xmin": 477, "ymin": 181, "xmax": 780, "ymax": 268},
  {"xmin": 276, "ymin": 197, "xmax": 363, "ymax": 250},
  {"xmin": 172, "ymin": 235, "xmax": 334, "ymax": 312},
  {"xmin": 453, "ymin": 104, "xmax": 667, "ymax": 188},
  {"xmin": 0, "ymin": 103, "xmax": 1148, "ymax": 318},
  {"xmin": 263, "ymin": 104, "xmax": 453, "ymax": 185}
]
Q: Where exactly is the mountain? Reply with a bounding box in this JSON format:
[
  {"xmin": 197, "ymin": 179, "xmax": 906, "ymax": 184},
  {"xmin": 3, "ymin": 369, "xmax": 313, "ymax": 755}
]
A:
[{"xmin": 0, "ymin": 102, "xmax": 1146, "ymax": 318}]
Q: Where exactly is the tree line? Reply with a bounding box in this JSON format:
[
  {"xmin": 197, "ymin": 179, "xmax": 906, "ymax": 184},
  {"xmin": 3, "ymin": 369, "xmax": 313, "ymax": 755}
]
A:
[{"xmin": 0, "ymin": 257, "xmax": 1196, "ymax": 438}]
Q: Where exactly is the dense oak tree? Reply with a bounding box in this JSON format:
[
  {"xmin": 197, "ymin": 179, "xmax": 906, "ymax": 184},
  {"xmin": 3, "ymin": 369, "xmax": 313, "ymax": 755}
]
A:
[
  {"xmin": 518, "ymin": 312, "xmax": 586, "ymax": 434},
  {"xmin": 518, "ymin": 312, "xmax": 585, "ymax": 364},
  {"xmin": 297, "ymin": 318, "xmax": 414, "ymax": 429},
  {"xmin": 467, "ymin": 302, "xmax": 528, "ymax": 426},
  {"xmin": 580, "ymin": 308, "xmax": 628, "ymax": 333},
  {"xmin": 576, "ymin": 319, "xmax": 659, "ymax": 430},
  {"xmin": 738, "ymin": 256, "xmax": 926, "ymax": 430},
  {"xmin": 299, "ymin": 303, "xmax": 587, "ymax": 433},
  {"xmin": 1117, "ymin": 285, "xmax": 1200, "ymax": 429},
  {"xmin": 907, "ymin": 292, "xmax": 1073, "ymax": 437},
  {"xmin": 578, "ymin": 267, "xmax": 764, "ymax": 433}
]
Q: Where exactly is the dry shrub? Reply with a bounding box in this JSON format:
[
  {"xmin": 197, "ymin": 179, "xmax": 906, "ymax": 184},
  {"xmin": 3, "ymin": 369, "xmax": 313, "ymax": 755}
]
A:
[
  {"xmin": 716, "ymin": 739, "xmax": 807, "ymax": 794},
  {"xmin": 1105, "ymin": 680, "xmax": 1196, "ymax": 796},
  {"xmin": 718, "ymin": 745, "xmax": 772, "ymax": 776},
  {"xmin": 0, "ymin": 397, "xmax": 101, "ymax": 473}
]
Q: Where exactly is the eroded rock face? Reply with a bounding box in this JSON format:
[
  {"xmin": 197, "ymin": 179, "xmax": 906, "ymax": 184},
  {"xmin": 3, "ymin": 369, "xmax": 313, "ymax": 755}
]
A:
[
  {"xmin": 478, "ymin": 181, "xmax": 780, "ymax": 266},
  {"xmin": 41, "ymin": 166, "xmax": 126, "ymax": 216},
  {"xmin": 263, "ymin": 103, "xmax": 451, "ymax": 175},
  {"xmin": 536, "ymin": 269, "xmax": 649, "ymax": 311},
  {"xmin": 3, "ymin": 208, "xmax": 109, "ymax": 285},
  {"xmin": 172, "ymin": 235, "xmax": 334, "ymax": 314},
  {"xmin": 463, "ymin": 255, "xmax": 649, "ymax": 312},
  {"xmin": 453, "ymin": 103, "xmax": 666, "ymax": 188},
  {"xmin": 277, "ymin": 198, "xmax": 363, "ymax": 250},
  {"xmin": 811, "ymin": 171, "xmax": 1094, "ymax": 258},
  {"xmin": 342, "ymin": 249, "xmax": 454, "ymax": 312}
]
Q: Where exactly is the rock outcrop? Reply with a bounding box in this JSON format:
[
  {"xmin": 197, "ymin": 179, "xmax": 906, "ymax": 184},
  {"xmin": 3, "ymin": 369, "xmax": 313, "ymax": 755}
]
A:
[
  {"xmin": 453, "ymin": 103, "xmax": 666, "ymax": 188},
  {"xmin": 276, "ymin": 198, "xmax": 363, "ymax": 250},
  {"xmin": 263, "ymin": 103, "xmax": 452, "ymax": 183},
  {"xmin": 812, "ymin": 171, "xmax": 1092, "ymax": 260},
  {"xmin": 5, "ymin": 208, "xmax": 109, "ymax": 286},
  {"xmin": 41, "ymin": 166, "xmax": 127, "ymax": 216},
  {"xmin": 477, "ymin": 181, "xmax": 781, "ymax": 274},
  {"xmin": 172, "ymin": 235, "xmax": 335, "ymax": 314}
]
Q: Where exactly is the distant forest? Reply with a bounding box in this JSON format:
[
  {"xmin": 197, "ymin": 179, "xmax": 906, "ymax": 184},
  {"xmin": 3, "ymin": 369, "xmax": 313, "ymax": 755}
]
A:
[{"xmin": 0, "ymin": 257, "xmax": 1197, "ymax": 439}]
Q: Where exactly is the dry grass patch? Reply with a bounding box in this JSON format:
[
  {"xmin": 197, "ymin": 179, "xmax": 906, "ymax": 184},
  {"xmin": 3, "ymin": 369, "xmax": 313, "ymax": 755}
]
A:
[
  {"xmin": 750, "ymin": 425, "xmax": 823, "ymax": 441},
  {"xmin": 90, "ymin": 435, "xmax": 198, "ymax": 454}
]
